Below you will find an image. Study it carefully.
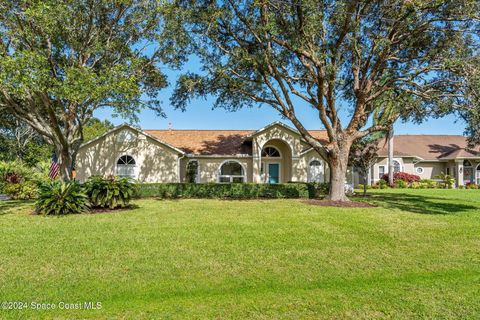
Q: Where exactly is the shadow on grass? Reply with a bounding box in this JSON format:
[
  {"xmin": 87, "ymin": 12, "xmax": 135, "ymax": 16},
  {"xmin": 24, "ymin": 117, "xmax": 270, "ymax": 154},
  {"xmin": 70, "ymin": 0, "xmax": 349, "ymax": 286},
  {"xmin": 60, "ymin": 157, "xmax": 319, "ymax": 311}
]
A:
[
  {"xmin": 0, "ymin": 200, "xmax": 33, "ymax": 215},
  {"xmin": 352, "ymin": 192, "xmax": 477, "ymax": 215}
]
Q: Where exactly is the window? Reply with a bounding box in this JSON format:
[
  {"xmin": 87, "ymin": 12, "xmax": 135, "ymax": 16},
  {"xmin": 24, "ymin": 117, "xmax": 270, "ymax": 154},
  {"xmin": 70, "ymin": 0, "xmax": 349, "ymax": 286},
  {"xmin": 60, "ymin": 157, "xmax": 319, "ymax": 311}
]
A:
[
  {"xmin": 116, "ymin": 155, "xmax": 136, "ymax": 178},
  {"xmin": 186, "ymin": 160, "xmax": 199, "ymax": 183},
  {"xmin": 261, "ymin": 146, "xmax": 280, "ymax": 157},
  {"xmin": 415, "ymin": 167, "xmax": 424, "ymax": 174},
  {"xmin": 219, "ymin": 161, "xmax": 245, "ymax": 183},
  {"xmin": 464, "ymin": 159, "xmax": 473, "ymax": 167},
  {"xmin": 446, "ymin": 167, "xmax": 450, "ymax": 175},
  {"xmin": 392, "ymin": 160, "xmax": 401, "ymax": 173},
  {"xmin": 378, "ymin": 165, "xmax": 386, "ymax": 179},
  {"xmin": 308, "ymin": 160, "xmax": 323, "ymax": 182}
]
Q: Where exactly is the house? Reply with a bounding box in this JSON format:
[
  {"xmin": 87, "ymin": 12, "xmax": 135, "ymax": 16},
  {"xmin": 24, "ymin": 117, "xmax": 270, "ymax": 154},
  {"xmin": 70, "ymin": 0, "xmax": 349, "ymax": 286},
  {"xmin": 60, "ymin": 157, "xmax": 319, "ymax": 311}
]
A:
[
  {"xmin": 76, "ymin": 122, "xmax": 331, "ymax": 184},
  {"xmin": 76, "ymin": 121, "xmax": 480, "ymax": 187},
  {"xmin": 362, "ymin": 135, "xmax": 480, "ymax": 187}
]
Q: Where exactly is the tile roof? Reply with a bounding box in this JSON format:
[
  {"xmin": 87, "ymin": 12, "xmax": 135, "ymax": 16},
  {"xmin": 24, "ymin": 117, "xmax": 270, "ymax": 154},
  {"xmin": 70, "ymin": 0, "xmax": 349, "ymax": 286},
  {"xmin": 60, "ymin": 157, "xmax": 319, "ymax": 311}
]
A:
[
  {"xmin": 377, "ymin": 135, "xmax": 480, "ymax": 161},
  {"xmin": 144, "ymin": 129, "xmax": 329, "ymax": 155}
]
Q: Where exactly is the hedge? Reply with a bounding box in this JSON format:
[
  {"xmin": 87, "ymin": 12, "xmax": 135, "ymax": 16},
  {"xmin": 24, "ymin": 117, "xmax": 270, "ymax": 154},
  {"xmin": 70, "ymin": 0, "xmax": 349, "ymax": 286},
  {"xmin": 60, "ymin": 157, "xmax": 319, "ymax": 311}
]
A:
[{"xmin": 134, "ymin": 182, "xmax": 329, "ymax": 199}]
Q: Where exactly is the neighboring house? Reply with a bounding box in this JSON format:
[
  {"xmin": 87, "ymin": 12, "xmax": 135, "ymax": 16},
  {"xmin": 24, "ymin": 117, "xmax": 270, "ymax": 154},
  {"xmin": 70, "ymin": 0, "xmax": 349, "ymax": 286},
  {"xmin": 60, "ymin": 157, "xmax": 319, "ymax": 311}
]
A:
[
  {"xmin": 361, "ymin": 135, "xmax": 480, "ymax": 187},
  {"xmin": 76, "ymin": 121, "xmax": 480, "ymax": 188}
]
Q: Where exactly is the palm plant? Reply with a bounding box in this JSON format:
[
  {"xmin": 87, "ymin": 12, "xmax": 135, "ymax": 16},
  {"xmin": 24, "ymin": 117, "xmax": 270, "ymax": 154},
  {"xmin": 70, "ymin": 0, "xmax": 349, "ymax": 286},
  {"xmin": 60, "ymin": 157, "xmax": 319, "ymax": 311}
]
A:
[
  {"xmin": 434, "ymin": 172, "xmax": 456, "ymax": 189},
  {"xmin": 35, "ymin": 181, "xmax": 89, "ymax": 215}
]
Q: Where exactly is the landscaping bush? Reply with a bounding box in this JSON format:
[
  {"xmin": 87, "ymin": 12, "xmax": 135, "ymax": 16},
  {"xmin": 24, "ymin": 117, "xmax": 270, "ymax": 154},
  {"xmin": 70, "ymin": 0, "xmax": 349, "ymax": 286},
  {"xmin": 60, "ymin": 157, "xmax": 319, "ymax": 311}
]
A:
[
  {"xmin": 465, "ymin": 183, "xmax": 479, "ymax": 189},
  {"xmin": 394, "ymin": 179, "xmax": 408, "ymax": 188},
  {"xmin": 382, "ymin": 172, "xmax": 420, "ymax": 184},
  {"xmin": 84, "ymin": 175, "xmax": 137, "ymax": 209},
  {"xmin": 3, "ymin": 181, "xmax": 38, "ymax": 200},
  {"xmin": 134, "ymin": 182, "xmax": 317, "ymax": 199},
  {"xmin": 0, "ymin": 161, "xmax": 49, "ymax": 199},
  {"xmin": 35, "ymin": 181, "xmax": 89, "ymax": 215}
]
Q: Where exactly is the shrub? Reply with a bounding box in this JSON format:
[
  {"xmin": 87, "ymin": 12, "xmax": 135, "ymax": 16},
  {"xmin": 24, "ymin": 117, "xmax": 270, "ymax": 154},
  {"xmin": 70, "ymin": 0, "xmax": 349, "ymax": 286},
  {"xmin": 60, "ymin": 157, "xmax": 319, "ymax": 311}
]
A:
[
  {"xmin": 434, "ymin": 172, "xmax": 455, "ymax": 189},
  {"xmin": 419, "ymin": 179, "xmax": 439, "ymax": 188},
  {"xmin": 465, "ymin": 183, "xmax": 479, "ymax": 189},
  {"xmin": 35, "ymin": 181, "xmax": 89, "ymax": 215},
  {"xmin": 394, "ymin": 179, "xmax": 408, "ymax": 188},
  {"xmin": 3, "ymin": 181, "xmax": 38, "ymax": 200},
  {"xmin": 377, "ymin": 179, "xmax": 389, "ymax": 189},
  {"xmin": 134, "ymin": 183, "xmax": 316, "ymax": 199},
  {"xmin": 84, "ymin": 176, "xmax": 137, "ymax": 209},
  {"xmin": 382, "ymin": 172, "xmax": 420, "ymax": 184}
]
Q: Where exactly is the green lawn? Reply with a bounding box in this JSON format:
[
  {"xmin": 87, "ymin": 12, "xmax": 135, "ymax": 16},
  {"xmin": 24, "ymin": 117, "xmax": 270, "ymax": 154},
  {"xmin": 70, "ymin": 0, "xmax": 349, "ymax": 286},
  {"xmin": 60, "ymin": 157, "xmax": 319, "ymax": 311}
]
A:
[{"xmin": 1, "ymin": 189, "xmax": 480, "ymax": 319}]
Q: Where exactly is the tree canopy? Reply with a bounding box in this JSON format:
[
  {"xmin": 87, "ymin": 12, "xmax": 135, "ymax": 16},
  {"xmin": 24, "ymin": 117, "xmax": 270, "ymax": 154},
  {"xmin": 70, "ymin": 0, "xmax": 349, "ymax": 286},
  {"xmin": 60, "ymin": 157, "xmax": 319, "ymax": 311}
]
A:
[
  {"xmin": 171, "ymin": 0, "xmax": 479, "ymax": 200},
  {"xmin": 0, "ymin": 0, "xmax": 176, "ymax": 180}
]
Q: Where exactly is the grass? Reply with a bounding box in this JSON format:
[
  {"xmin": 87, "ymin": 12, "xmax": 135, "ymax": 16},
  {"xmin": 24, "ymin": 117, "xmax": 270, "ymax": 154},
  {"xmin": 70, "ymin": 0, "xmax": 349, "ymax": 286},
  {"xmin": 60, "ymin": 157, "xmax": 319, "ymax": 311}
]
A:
[{"xmin": 0, "ymin": 189, "xmax": 479, "ymax": 319}]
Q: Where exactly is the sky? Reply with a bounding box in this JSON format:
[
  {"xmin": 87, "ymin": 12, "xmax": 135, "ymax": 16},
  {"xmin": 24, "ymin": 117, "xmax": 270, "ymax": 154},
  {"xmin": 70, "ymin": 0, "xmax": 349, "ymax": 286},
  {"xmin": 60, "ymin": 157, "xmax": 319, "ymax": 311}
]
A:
[{"xmin": 94, "ymin": 59, "xmax": 468, "ymax": 136}]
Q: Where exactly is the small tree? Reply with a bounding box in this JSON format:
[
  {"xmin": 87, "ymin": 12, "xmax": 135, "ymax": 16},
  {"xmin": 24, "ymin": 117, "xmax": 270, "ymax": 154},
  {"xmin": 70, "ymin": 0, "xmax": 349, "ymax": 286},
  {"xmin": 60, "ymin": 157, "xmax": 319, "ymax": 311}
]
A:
[
  {"xmin": 349, "ymin": 134, "xmax": 384, "ymax": 196},
  {"xmin": 0, "ymin": 1, "xmax": 175, "ymax": 181}
]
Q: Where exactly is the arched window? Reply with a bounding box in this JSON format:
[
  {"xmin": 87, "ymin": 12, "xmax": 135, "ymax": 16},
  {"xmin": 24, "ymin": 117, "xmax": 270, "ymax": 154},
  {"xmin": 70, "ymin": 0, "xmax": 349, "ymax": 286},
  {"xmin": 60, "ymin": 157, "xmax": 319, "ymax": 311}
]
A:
[
  {"xmin": 392, "ymin": 160, "xmax": 401, "ymax": 173},
  {"xmin": 308, "ymin": 160, "xmax": 323, "ymax": 183},
  {"xmin": 261, "ymin": 146, "xmax": 281, "ymax": 157},
  {"xmin": 186, "ymin": 160, "xmax": 199, "ymax": 183},
  {"xmin": 219, "ymin": 161, "xmax": 245, "ymax": 183},
  {"xmin": 116, "ymin": 155, "xmax": 136, "ymax": 178}
]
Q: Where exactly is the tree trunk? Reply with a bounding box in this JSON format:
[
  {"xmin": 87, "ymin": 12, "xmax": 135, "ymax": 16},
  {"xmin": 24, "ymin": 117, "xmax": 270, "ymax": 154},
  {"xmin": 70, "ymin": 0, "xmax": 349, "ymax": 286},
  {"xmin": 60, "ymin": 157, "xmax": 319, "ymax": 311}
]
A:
[
  {"xmin": 56, "ymin": 146, "xmax": 74, "ymax": 182},
  {"xmin": 363, "ymin": 174, "xmax": 368, "ymax": 197},
  {"xmin": 326, "ymin": 151, "xmax": 350, "ymax": 202},
  {"xmin": 388, "ymin": 128, "xmax": 394, "ymax": 186}
]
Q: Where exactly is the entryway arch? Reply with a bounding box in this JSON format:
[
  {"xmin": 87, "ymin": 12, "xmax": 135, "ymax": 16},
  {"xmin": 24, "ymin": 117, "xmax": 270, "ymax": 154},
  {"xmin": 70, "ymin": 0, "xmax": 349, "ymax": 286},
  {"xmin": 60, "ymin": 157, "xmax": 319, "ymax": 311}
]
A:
[{"xmin": 260, "ymin": 139, "xmax": 292, "ymax": 183}]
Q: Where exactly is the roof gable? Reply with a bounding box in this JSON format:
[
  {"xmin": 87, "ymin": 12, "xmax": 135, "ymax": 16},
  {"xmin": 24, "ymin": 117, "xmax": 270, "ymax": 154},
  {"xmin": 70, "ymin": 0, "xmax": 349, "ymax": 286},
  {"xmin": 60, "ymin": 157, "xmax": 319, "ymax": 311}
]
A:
[
  {"xmin": 79, "ymin": 124, "xmax": 186, "ymax": 154},
  {"xmin": 377, "ymin": 135, "xmax": 480, "ymax": 161}
]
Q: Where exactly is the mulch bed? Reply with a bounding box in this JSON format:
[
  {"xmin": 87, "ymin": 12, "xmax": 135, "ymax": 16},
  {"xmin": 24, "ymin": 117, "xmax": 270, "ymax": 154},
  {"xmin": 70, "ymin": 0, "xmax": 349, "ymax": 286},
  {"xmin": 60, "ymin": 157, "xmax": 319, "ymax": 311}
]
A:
[{"xmin": 302, "ymin": 199, "xmax": 377, "ymax": 208}]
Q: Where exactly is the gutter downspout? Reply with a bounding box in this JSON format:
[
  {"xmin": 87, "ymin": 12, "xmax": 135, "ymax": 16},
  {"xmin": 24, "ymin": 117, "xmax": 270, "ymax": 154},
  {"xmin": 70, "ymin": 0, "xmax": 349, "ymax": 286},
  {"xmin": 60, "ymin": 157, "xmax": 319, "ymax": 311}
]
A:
[{"xmin": 177, "ymin": 154, "xmax": 186, "ymax": 183}]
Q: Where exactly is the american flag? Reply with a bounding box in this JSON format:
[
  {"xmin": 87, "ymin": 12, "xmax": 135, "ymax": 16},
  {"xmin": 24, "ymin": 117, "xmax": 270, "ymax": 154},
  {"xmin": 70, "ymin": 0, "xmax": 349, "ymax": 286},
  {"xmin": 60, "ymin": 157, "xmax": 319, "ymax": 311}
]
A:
[{"xmin": 49, "ymin": 153, "xmax": 60, "ymax": 179}]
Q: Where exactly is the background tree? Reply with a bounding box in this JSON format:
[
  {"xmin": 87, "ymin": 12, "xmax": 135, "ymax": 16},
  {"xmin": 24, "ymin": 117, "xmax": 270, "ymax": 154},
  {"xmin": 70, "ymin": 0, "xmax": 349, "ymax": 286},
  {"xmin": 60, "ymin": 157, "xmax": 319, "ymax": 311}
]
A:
[
  {"xmin": 0, "ymin": 0, "xmax": 175, "ymax": 181},
  {"xmin": 0, "ymin": 111, "xmax": 51, "ymax": 166},
  {"xmin": 83, "ymin": 118, "xmax": 115, "ymax": 142},
  {"xmin": 348, "ymin": 133, "xmax": 385, "ymax": 196},
  {"xmin": 171, "ymin": 0, "xmax": 479, "ymax": 201}
]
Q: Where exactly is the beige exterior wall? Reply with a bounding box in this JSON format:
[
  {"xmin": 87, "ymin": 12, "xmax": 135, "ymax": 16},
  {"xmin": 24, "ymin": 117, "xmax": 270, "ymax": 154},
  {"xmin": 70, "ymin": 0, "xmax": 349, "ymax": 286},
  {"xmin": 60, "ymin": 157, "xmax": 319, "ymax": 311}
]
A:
[
  {"xmin": 295, "ymin": 149, "xmax": 328, "ymax": 183},
  {"xmin": 180, "ymin": 157, "xmax": 253, "ymax": 183},
  {"xmin": 76, "ymin": 127, "xmax": 181, "ymax": 183},
  {"xmin": 413, "ymin": 161, "xmax": 446, "ymax": 179}
]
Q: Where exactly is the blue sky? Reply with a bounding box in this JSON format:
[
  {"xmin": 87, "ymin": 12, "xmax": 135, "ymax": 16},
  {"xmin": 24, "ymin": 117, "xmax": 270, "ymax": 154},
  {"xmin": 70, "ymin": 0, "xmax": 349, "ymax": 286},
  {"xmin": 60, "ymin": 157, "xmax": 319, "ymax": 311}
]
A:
[{"xmin": 94, "ymin": 61, "xmax": 467, "ymax": 135}]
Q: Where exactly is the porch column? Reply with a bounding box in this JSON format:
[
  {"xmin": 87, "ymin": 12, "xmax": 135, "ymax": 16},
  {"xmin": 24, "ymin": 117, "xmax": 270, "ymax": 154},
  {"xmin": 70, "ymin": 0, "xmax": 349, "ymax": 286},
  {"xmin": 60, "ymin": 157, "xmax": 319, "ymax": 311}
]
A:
[{"xmin": 455, "ymin": 160, "xmax": 464, "ymax": 187}]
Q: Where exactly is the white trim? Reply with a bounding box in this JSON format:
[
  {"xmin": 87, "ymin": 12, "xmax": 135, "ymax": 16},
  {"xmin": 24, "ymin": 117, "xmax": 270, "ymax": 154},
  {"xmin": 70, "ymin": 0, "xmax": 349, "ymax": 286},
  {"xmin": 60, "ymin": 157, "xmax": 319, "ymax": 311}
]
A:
[
  {"xmin": 115, "ymin": 154, "xmax": 137, "ymax": 179},
  {"xmin": 378, "ymin": 165, "xmax": 386, "ymax": 180},
  {"xmin": 261, "ymin": 145, "xmax": 282, "ymax": 158},
  {"xmin": 217, "ymin": 160, "xmax": 246, "ymax": 183},
  {"xmin": 246, "ymin": 121, "xmax": 303, "ymax": 138},
  {"xmin": 307, "ymin": 158, "xmax": 324, "ymax": 183}
]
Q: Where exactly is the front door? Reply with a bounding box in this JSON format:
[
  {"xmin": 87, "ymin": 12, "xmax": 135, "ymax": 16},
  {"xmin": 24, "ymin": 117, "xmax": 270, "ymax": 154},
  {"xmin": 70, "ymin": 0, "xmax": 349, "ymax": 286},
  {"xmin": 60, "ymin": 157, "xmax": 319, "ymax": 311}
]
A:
[{"xmin": 268, "ymin": 163, "xmax": 280, "ymax": 184}]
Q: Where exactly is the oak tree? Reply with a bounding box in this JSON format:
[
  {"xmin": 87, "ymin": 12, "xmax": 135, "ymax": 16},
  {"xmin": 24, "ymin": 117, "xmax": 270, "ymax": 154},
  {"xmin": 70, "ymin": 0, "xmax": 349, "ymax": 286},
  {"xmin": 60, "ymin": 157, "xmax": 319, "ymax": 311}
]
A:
[
  {"xmin": 171, "ymin": 0, "xmax": 479, "ymax": 200},
  {"xmin": 0, "ymin": 0, "xmax": 174, "ymax": 181}
]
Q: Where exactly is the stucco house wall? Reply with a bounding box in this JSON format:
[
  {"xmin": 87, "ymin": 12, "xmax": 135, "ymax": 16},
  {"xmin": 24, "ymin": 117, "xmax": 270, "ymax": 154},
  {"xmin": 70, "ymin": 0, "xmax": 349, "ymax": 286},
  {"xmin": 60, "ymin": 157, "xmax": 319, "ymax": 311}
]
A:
[
  {"xmin": 76, "ymin": 127, "xmax": 181, "ymax": 183},
  {"xmin": 180, "ymin": 157, "xmax": 253, "ymax": 183}
]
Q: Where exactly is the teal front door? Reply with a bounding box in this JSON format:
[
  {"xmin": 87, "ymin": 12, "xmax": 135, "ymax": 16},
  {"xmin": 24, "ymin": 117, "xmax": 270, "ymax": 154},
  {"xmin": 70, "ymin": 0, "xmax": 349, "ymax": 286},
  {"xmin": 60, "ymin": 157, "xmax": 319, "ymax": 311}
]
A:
[{"xmin": 268, "ymin": 163, "xmax": 280, "ymax": 184}]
